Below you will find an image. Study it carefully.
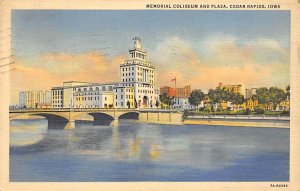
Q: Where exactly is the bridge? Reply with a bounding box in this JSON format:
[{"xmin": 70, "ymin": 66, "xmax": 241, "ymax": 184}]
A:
[{"xmin": 9, "ymin": 108, "xmax": 183, "ymax": 129}]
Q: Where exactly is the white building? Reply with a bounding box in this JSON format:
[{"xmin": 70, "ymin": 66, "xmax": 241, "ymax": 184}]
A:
[
  {"xmin": 52, "ymin": 81, "xmax": 91, "ymax": 109},
  {"xmin": 172, "ymin": 97, "xmax": 204, "ymax": 111},
  {"xmin": 114, "ymin": 86, "xmax": 135, "ymax": 108},
  {"xmin": 73, "ymin": 83, "xmax": 116, "ymax": 109},
  {"xmin": 19, "ymin": 90, "xmax": 51, "ymax": 109},
  {"xmin": 52, "ymin": 81, "xmax": 118, "ymax": 109},
  {"xmin": 50, "ymin": 37, "xmax": 160, "ymax": 109},
  {"xmin": 120, "ymin": 37, "xmax": 160, "ymax": 108}
]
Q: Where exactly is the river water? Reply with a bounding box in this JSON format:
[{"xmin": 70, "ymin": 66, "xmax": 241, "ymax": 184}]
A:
[{"xmin": 10, "ymin": 119, "xmax": 289, "ymax": 182}]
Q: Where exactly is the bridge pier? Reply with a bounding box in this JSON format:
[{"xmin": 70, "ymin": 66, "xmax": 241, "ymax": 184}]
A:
[
  {"xmin": 110, "ymin": 118, "xmax": 119, "ymax": 127},
  {"xmin": 64, "ymin": 120, "xmax": 75, "ymax": 130}
]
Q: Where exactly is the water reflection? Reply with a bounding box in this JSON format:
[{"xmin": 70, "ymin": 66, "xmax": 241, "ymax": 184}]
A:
[
  {"xmin": 10, "ymin": 119, "xmax": 48, "ymax": 147},
  {"xmin": 10, "ymin": 119, "xmax": 289, "ymax": 181}
]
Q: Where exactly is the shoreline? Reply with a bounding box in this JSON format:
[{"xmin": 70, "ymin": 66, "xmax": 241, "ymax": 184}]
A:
[{"xmin": 183, "ymin": 118, "xmax": 290, "ymax": 129}]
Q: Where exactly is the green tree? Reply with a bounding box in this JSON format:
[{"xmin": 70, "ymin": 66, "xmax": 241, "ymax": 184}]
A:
[
  {"xmin": 127, "ymin": 100, "xmax": 130, "ymax": 109},
  {"xmin": 285, "ymin": 85, "xmax": 290, "ymax": 100},
  {"xmin": 255, "ymin": 87, "xmax": 270, "ymax": 104},
  {"xmin": 159, "ymin": 93, "xmax": 173, "ymax": 108},
  {"xmin": 134, "ymin": 99, "xmax": 138, "ymax": 108},
  {"xmin": 208, "ymin": 88, "xmax": 244, "ymax": 108},
  {"xmin": 230, "ymin": 92, "xmax": 245, "ymax": 105},
  {"xmin": 256, "ymin": 87, "xmax": 285, "ymax": 110},
  {"xmin": 255, "ymin": 107, "xmax": 265, "ymax": 114},
  {"xmin": 155, "ymin": 100, "xmax": 159, "ymax": 108},
  {"xmin": 189, "ymin": 89, "xmax": 205, "ymax": 109},
  {"xmin": 268, "ymin": 87, "xmax": 285, "ymax": 109},
  {"xmin": 251, "ymin": 94, "xmax": 258, "ymax": 100},
  {"xmin": 208, "ymin": 89, "xmax": 220, "ymax": 104}
]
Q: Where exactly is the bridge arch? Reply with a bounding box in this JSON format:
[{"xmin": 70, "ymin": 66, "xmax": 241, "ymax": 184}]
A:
[
  {"xmin": 31, "ymin": 113, "xmax": 69, "ymax": 129},
  {"xmin": 88, "ymin": 112, "xmax": 115, "ymax": 126},
  {"xmin": 10, "ymin": 112, "xmax": 70, "ymax": 130},
  {"xmin": 118, "ymin": 111, "xmax": 139, "ymax": 120}
]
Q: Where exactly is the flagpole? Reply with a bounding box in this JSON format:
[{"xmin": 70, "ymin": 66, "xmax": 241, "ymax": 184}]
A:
[{"xmin": 174, "ymin": 77, "xmax": 176, "ymax": 98}]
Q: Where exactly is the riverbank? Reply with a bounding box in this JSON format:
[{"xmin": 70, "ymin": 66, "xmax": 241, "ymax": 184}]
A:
[{"xmin": 184, "ymin": 115, "xmax": 290, "ymax": 128}]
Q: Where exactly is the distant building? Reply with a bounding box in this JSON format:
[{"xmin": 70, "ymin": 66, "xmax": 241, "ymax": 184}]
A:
[
  {"xmin": 245, "ymin": 88, "xmax": 258, "ymax": 99},
  {"xmin": 220, "ymin": 101, "xmax": 234, "ymax": 110},
  {"xmin": 176, "ymin": 85, "xmax": 191, "ymax": 98},
  {"xmin": 217, "ymin": 83, "xmax": 245, "ymax": 97},
  {"xmin": 173, "ymin": 97, "xmax": 199, "ymax": 110},
  {"xmin": 160, "ymin": 86, "xmax": 176, "ymax": 97},
  {"xmin": 19, "ymin": 90, "xmax": 51, "ymax": 109},
  {"xmin": 160, "ymin": 85, "xmax": 191, "ymax": 98},
  {"xmin": 276, "ymin": 100, "xmax": 290, "ymax": 111},
  {"xmin": 246, "ymin": 99, "xmax": 259, "ymax": 110}
]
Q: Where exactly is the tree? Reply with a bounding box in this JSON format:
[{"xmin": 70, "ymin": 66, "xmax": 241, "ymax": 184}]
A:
[
  {"xmin": 159, "ymin": 93, "xmax": 173, "ymax": 108},
  {"xmin": 255, "ymin": 107, "xmax": 265, "ymax": 114},
  {"xmin": 255, "ymin": 87, "xmax": 270, "ymax": 104},
  {"xmin": 251, "ymin": 94, "xmax": 258, "ymax": 100},
  {"xmin": 255, "ymin": 87, "xmax": 286, "ymax": 110},
  {"xmin": 189, "ymin": 89, "xmax": 205, "ymax": 109},
  {"xmin": 285, "ymin": 85, "xmax": 290, "ymax": 100},
  {"xmin": 268, "ymin": 87, "xmax": 285, "ymax": 109},
  {"xmin": 230, "ymin": 92, "xmax": 245, "ymax": 105},
  {"xmin": 134, "ymin": 99, "xmax": 138, "ymax": 108},
  {"xmin": 127, "ymin": 100, "xmax": 130, "ymax": 109},
  {"xmin": 155, "ymin": 100, "xmax": 159, "ymax": 108}
]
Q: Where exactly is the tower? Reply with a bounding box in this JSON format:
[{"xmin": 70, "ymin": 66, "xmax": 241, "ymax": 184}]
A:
[
  {"xmin": 129, "ymin": 37, "xmax": 147, "ymax": 60},
  {"xmin": 120, "ymin": 37, "xmax": 159, "ymax": 108}
]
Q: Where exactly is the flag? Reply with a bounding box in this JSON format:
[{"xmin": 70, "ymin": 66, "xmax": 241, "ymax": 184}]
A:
[{"xmin": 171, "ymin": 77, "xmax": 176, "ymax": 82}]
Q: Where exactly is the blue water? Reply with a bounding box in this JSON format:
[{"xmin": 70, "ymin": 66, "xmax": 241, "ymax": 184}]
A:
[{"xmin": 10, "ymin": 119, "xmax": 289, "ymax": 182}]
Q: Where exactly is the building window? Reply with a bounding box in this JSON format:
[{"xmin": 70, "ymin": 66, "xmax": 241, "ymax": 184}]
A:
[
  {"xmin": 116, "ymin": 95, "xmax": 117, "ymax": 99},
  {"xmin": 105, "ymin": 97, "xmax": 107, "ymax": 101},
  {"xmin": 121, "ymin": 95, "xmax": 123, "ymax": 99}
]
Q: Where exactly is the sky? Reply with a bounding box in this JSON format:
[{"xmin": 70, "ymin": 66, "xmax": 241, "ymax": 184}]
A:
[{"xmin": 11, "ymin": 10, "xmax": 290, "ymax": 104}]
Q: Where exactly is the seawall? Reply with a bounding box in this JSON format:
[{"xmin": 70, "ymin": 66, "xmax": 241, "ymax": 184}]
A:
[
  {"xmin": 139, "ymin": 110, "xmax": 183, "ymax": 125},
  {"xmin": 184, "ymin": 116, "xmax": 290, "ymax": 128}
]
